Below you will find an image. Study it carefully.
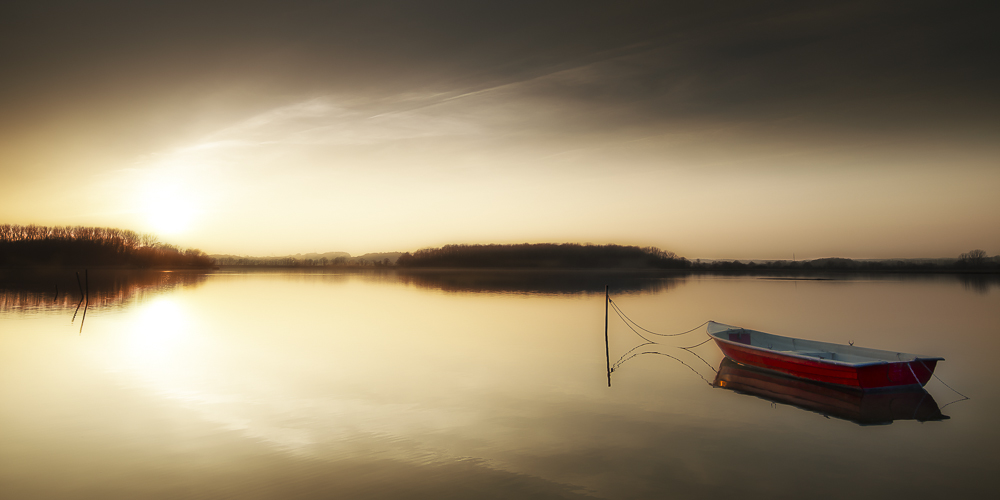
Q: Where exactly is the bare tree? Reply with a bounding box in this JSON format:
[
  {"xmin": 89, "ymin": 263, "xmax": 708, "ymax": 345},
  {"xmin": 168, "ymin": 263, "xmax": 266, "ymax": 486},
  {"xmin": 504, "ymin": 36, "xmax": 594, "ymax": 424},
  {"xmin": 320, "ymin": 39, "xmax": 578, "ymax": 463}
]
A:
[{"xmin": 960, "ymin": 249, "xmax": 988, "ymax": 266}]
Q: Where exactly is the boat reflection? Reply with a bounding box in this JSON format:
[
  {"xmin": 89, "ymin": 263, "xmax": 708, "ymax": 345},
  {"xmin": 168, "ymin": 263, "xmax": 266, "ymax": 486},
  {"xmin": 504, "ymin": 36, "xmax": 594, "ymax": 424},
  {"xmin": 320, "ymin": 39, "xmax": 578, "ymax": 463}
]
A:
[{"xmin": 713, "ymin": 358, "xmax": 948, "ymax": 425}]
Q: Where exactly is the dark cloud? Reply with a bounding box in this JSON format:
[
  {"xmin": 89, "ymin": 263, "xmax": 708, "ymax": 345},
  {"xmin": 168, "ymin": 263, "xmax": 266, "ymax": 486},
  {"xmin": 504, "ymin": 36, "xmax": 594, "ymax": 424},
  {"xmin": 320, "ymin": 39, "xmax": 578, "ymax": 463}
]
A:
[{"xmin": 1, "ymin": 1, "xmax": 997, "ymax": 163}]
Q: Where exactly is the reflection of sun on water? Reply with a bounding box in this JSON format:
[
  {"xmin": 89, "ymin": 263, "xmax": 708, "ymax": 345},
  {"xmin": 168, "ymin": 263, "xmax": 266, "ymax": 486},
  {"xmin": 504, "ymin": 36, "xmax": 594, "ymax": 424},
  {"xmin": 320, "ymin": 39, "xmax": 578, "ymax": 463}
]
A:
[
  {"xmin": 108, "ymin": 297, "xmax": 325, "ymax": 452},
  {"xmin": 105, "ymin": 285, "xmax": 502, "ymax": 456},
  {"xmin": 125, "ymin": 298, "xmax": 191, "ymax": 367}
]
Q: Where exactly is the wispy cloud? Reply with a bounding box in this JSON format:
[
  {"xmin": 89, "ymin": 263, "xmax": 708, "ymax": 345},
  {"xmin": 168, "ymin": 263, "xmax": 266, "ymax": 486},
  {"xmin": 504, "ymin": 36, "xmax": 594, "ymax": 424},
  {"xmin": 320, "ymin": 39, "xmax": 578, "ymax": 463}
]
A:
[{"xmin": 200, "ymin": 96, "xmax": 482, "ymax": 148}]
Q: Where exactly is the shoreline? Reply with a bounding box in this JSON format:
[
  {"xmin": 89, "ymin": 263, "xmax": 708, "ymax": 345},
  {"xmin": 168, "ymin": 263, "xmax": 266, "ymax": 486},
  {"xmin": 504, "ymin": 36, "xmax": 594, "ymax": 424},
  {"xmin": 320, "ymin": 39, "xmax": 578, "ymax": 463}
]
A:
[{"xmin": 2, "ymin": 265, "xmax": 998, "ymax": 275}]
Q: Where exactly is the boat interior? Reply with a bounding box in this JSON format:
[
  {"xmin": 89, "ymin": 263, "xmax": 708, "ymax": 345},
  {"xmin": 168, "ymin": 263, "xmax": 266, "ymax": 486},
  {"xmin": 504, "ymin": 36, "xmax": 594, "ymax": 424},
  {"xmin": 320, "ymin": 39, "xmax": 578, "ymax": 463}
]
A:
[{"xmin": 707, "ymin": 321, "xmax": 940, "ymax": 365}]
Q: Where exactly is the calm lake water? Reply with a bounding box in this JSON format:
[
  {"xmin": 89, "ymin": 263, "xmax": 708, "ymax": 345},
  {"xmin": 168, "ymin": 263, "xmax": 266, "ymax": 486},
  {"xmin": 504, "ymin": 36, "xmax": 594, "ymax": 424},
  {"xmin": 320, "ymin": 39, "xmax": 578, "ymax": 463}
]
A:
[{"xmin": 1, "ymin": 269, "xmax": 997, "ymax": 499}]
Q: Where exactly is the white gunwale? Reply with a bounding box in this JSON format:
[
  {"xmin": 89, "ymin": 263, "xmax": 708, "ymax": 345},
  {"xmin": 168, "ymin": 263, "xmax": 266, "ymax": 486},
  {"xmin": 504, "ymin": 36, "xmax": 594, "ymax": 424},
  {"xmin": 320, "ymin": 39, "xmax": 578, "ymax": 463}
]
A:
[{"xmin": 707, "ymin": 321, "xmax": 944, "ymax": 368}]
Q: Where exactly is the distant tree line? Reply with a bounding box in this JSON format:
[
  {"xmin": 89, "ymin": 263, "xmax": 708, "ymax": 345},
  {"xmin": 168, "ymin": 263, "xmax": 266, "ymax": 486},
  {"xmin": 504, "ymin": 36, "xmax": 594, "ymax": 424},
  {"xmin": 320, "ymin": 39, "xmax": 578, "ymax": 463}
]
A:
[
  {"xmin": 0, "ymin": 224, "xmax": 213, "ymax": 268},
  {"xmin": 688, "ymin": 250, "xmax": 999, "ymax": 273},
  {"xmin": 395, "ymin": 243, "xmax": 691, "ymax": 269}
]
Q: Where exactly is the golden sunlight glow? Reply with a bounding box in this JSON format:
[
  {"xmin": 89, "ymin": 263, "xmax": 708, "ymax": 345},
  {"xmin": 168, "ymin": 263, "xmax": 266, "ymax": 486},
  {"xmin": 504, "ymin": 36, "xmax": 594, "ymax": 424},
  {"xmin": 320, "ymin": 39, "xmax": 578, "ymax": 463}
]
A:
[
  {"xmin": 1, "ymin": 4, "xmax": 998, "ymax": 261},
  {"xmin": 126, "ymin": 298, "xmax": 191, "ymax": 364},
  {"xmin": 139, "ymin": 179, "xmax": 199, "ymax": 236}
]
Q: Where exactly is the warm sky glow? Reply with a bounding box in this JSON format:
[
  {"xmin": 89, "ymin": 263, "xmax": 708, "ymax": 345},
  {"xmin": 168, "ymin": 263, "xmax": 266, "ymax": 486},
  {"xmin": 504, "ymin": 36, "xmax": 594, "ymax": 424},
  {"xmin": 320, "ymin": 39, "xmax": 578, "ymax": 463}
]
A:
[{"xmin": 1, "ymin": 1, "xmax": 998, "ymax": 259}]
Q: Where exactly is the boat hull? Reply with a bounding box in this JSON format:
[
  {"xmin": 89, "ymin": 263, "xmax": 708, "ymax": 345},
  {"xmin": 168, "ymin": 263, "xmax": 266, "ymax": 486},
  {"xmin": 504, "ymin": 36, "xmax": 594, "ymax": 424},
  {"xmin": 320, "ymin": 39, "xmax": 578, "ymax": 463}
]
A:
[{"xmin": 713, "ymin": 331, "xmax": 939, "ymax": 391}]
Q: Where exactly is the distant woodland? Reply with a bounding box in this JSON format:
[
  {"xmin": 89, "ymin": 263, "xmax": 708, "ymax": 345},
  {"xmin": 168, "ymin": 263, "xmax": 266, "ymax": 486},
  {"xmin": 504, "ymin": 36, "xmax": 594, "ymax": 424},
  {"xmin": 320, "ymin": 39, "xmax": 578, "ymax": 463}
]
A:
[
  {"xmin": 396, "ymin": 244, "xmax": 690, "ymax": 269},
  {"xmin": 394, "ymin": 244, "xmax": 998, "ymax": 273},
  {"xmin": 0, "ymin": 224, "xmax": 213, "ymax": 268},
  {"xmin": 688, "ymin": 251, "xmax": 1000, "ymax": 273},
  {"xmin": 2, "ymin": 223, "xmax": 996, "ymax": 273}
]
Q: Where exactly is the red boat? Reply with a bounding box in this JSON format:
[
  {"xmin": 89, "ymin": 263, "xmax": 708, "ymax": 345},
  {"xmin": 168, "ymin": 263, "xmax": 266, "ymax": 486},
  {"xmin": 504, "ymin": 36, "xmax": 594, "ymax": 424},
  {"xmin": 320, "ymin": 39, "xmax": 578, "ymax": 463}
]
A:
[{"xmin": 707, "ymin": 321, "xmax": 943, "ymax": 391}]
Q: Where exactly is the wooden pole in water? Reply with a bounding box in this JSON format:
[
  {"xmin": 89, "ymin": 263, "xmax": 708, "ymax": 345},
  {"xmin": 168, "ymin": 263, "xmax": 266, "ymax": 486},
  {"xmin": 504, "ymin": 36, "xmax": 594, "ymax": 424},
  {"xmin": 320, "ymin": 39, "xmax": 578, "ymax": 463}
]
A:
[
  {"xmin": 76, "ymin": 272, "xmax": 84, "ymax": 301},
  {"xmin": 605, "ymin": 285, "xmax": 611, "ymax": 387}
]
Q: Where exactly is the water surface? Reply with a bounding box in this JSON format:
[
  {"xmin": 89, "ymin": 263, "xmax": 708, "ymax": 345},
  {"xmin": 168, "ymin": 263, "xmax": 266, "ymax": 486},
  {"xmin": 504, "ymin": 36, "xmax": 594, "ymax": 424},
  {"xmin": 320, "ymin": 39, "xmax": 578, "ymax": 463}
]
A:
[{"xmin": 1, "ymin": 270, "xmax": 996, "ymax": 499}]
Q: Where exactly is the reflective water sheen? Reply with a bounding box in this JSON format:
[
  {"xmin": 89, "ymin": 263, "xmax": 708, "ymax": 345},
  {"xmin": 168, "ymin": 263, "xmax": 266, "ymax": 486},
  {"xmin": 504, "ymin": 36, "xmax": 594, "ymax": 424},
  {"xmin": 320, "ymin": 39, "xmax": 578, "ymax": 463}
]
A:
[{"xmin": 1, "ymin": 270, "xmax": 997, "ymax": 499}]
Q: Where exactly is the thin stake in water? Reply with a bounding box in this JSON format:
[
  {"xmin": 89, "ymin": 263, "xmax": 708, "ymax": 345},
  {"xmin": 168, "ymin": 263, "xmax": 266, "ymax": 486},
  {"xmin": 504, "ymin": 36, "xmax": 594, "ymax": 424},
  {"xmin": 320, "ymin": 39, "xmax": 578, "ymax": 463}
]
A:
[{"xmin": 605, "ymin": 285, "xmax": 611, "ymax": 387}]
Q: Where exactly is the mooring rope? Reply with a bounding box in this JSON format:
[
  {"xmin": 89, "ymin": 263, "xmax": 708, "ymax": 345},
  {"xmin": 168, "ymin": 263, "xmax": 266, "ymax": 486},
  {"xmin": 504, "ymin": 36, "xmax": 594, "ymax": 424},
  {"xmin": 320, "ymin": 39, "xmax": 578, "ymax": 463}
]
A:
[
  {"xmin": 932, "ymin": 372, "xmax": 970, "ymax": 401},
  {"xmin": 679, "ymin": 337, "xmax": 713, "ymax": 350},
  {"xmin": 608, "ymin": 301, "xmax": 657, "ymax": 344},
  {"xmin": 607, "ymin": 296, "xmax": 716, "ymax": 378},
  {"xmin": 912, "ymin": 359, "xmax": 970, "ymax": 410},
  {"xmin": 613, "ymin": 351, "xmax": 715, "ymax": 386},
  {"xmin": 611, "ymin": 341, "xmax": 655, "ymax": 371},
  {"xmin": 678, "ymin": 342, "xmax": 718, "ymax": 372},
  {"xmin": 932, "ymin": 373, "xmax": 971, "ymax": 410},
  {"xmin": 608, "ymin": 298, "xmax": 708, "ymax": 337}
]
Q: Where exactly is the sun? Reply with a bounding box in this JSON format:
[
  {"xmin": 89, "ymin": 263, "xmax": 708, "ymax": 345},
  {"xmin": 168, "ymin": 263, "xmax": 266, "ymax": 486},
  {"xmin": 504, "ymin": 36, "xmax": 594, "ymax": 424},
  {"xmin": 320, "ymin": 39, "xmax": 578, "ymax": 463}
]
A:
[
  {"xmin": 140, "ymin": 181, "xmax": 199, "ymax": 236},
  {"xmin": 147, "ymin": 204, "xmax": 195, "ymax": 235}
]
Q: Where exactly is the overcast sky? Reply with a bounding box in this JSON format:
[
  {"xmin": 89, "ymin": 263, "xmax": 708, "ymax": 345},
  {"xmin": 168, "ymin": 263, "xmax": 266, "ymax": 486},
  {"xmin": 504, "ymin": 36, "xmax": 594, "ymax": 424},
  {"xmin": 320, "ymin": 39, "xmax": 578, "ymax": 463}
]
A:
[{"xmin": 1, "ymin": 1, "xmax": 997, "ymax": 258}]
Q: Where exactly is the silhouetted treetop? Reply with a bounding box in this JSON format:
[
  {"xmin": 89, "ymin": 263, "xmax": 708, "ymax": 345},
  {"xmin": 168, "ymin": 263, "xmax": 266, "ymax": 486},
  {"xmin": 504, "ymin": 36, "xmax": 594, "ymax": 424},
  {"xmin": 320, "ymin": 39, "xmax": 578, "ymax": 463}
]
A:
[
  {"xmin": 395, "ymin": 243, "xmax": 689, "ymax": 269},
  {"xmin": 959, "ymin": 249, "xmax": 989, "ymax": 267},
  {"xmin": 0, "ymin": 224, "xmax": 212, "ymax": 268}
]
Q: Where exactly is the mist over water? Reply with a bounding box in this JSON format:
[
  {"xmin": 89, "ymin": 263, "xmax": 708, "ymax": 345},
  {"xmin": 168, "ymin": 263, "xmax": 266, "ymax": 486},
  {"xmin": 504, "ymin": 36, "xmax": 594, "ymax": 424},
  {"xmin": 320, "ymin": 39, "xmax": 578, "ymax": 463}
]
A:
[{"xmin": 1, "ymin": 269, "xmax": 997, "ymax": 499}]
